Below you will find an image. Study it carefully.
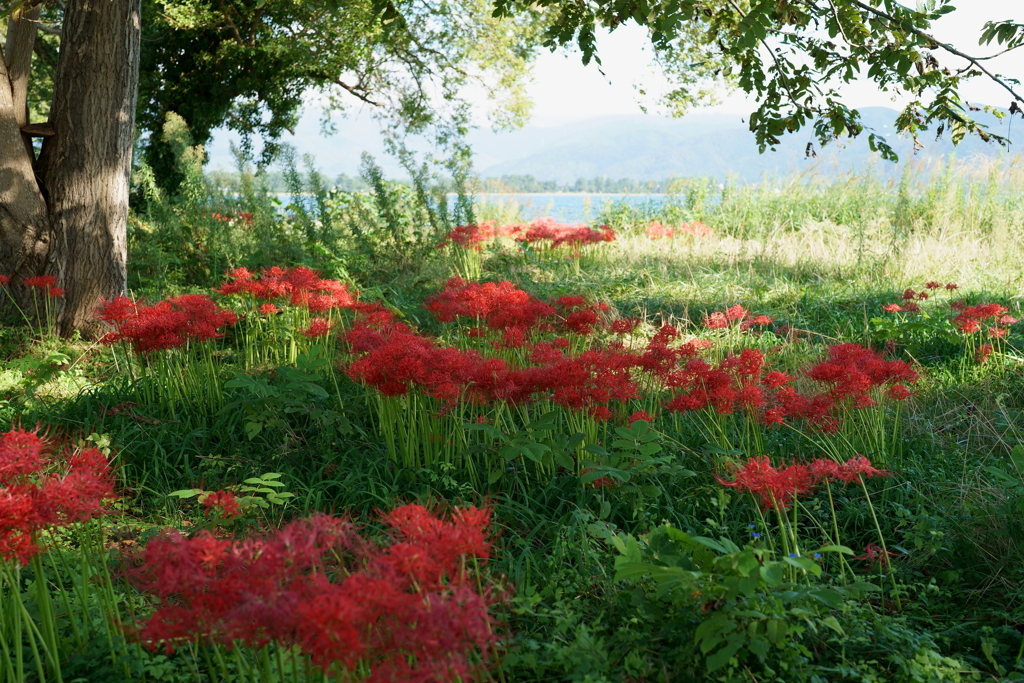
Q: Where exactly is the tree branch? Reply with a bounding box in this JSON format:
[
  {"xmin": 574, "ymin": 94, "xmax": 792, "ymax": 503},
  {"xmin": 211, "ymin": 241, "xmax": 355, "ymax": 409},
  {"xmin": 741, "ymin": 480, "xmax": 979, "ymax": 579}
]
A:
[
  {"xmin": 848, "ymin": 0, "xmax": 1024, "ymax": 105},
  {"xmin": 335, "ymin": 78, "xmax": 383, "ymax": 107}
]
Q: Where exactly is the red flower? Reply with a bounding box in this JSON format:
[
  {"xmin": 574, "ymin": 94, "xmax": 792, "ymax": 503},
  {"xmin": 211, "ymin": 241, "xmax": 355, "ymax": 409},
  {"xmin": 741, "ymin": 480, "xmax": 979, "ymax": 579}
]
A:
[
  {"xmin": 853, "ymin": 544, "xmax": 899, "ymax": 571},
  {"xmin": 0, "ymin": 431, "xmax": 115, "ymax": 564},
  {"xmin": 715, "ymin": 456, "xmax": 816, "ymax": 510},
  {"xmin": 301, "ymin": 317, "xmax": 333, "ymax": 338},
  {"xmin": 0, "ymin": 429, "xmax": 46, "ymax": 484},
  {"xmin": 610, "ymin": 317, "xmax": 641, "ymax": 335},
  {"xmin": 882, "ymin": 304, "xmax": 903, "ymax": 313},
  {"xmin": 945, "ymin": 282, "xmax": 959, "ymax": 291},
  {"xmin": 977, "ymin": 343, "xmax": 993, "ymax": 364},
  {"xmin": 97, "ymin": 294, "xmax": 237, "ymax": 354},
  {"xmin": 925, "ymin": 281, "xmax": 942, "ymax": 290},
  {"xmin": 202, "ymin": 490, "xmax": 241, "ymax": 518},
  {"xmin": 703, "ymin": 311, "xmax": 729, "ymax": 330},
  {"xmin": 24, "ymin": 275, "xmax": 57, "ymax": 290},
  {"xmin": 627, "ymin": 410, "xmax": 653, "ymax": 425},
  {"xmin": 0, "ymin": 275, "xmax": 8, "ymax": 286},
  {"xmin": 886, "ymin": 384, "xmax": 912, "ymax": 401},
  {"xmin": 646, "ymin": 221, "xmax": 675, "ymax": 240}
]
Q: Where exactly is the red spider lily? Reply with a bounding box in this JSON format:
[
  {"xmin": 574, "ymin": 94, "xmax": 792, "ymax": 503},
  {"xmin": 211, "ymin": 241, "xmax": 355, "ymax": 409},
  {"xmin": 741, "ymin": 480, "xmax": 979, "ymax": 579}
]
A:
[
  {"xmin": 925, "ymin": 281, "xmax": 942, "ymax": 290},
  {"xmin": 201, "ymin": 490, "xmax": 241, "ymax": 518},
  {"xmin": 24, "ymin": 275, "xmax": 57, "ymax": 290},
  {"xmin": 647, "ymin": 221, "xmax": 713, "ymax": 239},
  {"xmin": 438, "ymin": 221, "xmax": 521, "ymax": 250},
  {"xmin": 0, "ymin": 428, "xmax": 115, "ymax": 564},
  {"xmin": 808, "ymin": 455, "xmax": 889, "ymax": 484},
  {"xmin": 852, "ymin": 544, "xmax": 900, "ymax": 571},
  {"xmin": 0, "ymin": 275, "xmax": 8, "ymax": 286},
  {"xmin": 804, "ymin": 344, "xmax": 917, "ymax": 404},
  {"xmin": 514, "ymin": 218, "xmax": 616, "ymax": 249},
  {"xmin": 131, "ymin": 506, "xmax": 499, "ymax": 682},
  {"xmin": 23, "ymin": 275, "xmax": 63, "ymax": 298},
  {"xmin": 882, "ymin": 304, "xmax": 903, "ymax": 313},
  {"xmin": 703, "ymin": 305, "xmax": 773, "ymax": 332},
  {"xmin": 977, "ymin": 343, "xmax": 993, "ymax": 364},
  {"xmin": 740, "ymin": 315, "xmax": 773, "ymax": 331},
  {"xmin": 216, "ymin": 266, "xmax": 358, "ymax": 311},
  {"xmin": 581, "ymin": 468, "xmax": 617, "ymax": 488},
  {"xmin": 259, "ymin": 303, "xmax": 280, "ymax": 315},
  {"xmin": 886, "ymin": 384, "xmax": 912, "ymax": 401},
  {"xmin": 610, "ymin": 317, "xmax": 641, "ymax": 335},
  {"xmin": 97, "ymin": 295, "xmax": 238, "ymax": 354},
  {"xmin": 628, "ymin": 410, "xmax": 653, "ymax": 424},
  {"xmin": 555, "ymin": 296, "xmax": 608, "ymax": 336},
  {"xmin": 301, "ymin": 317, "xmax": 333, "ymax": 338},
  {"xmin": 424, "ymin": 278, "xmax": 555, "ymax": 332},
  {"xmin": 646, "ymin": 221, "xmax": 675, "ymax": 239},
  {"xmin": 664, "ymin": 349, "xmax": 792, "ymax": 422},
  {"xmin": 952, "ymin": 301, "xmax": 1017, "ymax": 340},
  {"xmin": 945, "ymin": 282, "xmax": 959, "ymax": 291},
  {"xmin": 715, "ymin": 456, "xmax": 816, "ymax": 510}
]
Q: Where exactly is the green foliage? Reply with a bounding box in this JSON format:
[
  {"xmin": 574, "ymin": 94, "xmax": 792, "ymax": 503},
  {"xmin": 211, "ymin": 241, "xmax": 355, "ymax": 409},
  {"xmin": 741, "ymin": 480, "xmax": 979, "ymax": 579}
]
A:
[
  {"xmin": 612, "ymin": 526, "xmax": 870, "ymax": 676},
  {"xmin": 222, "ymin": 349, "xmax": 351, "ymax": 443},
  {"xmin": 136, "ymin": 0, "xmax": 545, "ymax": 193},
  {"xmin": 491, "ymin": 0, "xmax": 1022, "ymax": 162}
]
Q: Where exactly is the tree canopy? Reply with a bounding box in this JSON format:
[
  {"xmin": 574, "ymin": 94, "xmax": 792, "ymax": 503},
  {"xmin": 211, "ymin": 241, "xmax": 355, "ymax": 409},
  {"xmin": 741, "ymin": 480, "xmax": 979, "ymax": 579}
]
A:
[
  {"xmin": 489, "ymin": 0, "xmax": 1024, "ymax": 160},
  {"xmin": 136, "ymin": 0, "xmax": 546, "ymax": 187}
]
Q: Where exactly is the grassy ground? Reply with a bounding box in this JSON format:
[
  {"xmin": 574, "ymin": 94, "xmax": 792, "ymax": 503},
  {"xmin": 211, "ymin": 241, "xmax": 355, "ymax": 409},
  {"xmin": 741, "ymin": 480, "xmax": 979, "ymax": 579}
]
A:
[{"xmin": 1, "ymin": 155, "xmax": 1024, "ymax": 682}]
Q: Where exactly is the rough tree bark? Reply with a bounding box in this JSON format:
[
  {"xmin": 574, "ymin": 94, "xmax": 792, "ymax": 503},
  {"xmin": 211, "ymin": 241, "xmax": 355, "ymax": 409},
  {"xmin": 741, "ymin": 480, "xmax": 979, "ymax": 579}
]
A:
[{"xmin": 1, "ymin": 0, "xmax": 140, "ymax": 338}]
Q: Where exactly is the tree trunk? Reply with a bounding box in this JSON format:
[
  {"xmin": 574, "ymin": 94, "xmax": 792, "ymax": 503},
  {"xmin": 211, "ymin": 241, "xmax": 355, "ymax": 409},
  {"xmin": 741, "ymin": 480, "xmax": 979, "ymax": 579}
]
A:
[
  {"xmin": 0, "ymin": 6, "xmax": 51, "ymax": 291},
  {"xmin": 1, "ymin": 0, "xmax": 140, "ymax": 338}
]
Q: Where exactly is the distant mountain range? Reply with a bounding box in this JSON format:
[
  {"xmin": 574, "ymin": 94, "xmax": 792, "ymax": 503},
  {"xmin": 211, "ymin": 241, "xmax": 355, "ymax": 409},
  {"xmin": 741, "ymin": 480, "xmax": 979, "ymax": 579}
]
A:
[{"xmin": 205, "ymin": 106, "xmax": 1017, "ymax": 184}]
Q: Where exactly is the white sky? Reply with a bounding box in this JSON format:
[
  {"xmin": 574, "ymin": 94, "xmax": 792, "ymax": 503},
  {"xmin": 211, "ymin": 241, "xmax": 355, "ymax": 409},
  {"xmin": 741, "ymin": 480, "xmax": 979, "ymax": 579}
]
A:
[{"xmin": 525, "ymin": 0, "xmax": 1023, "ymax": 126}]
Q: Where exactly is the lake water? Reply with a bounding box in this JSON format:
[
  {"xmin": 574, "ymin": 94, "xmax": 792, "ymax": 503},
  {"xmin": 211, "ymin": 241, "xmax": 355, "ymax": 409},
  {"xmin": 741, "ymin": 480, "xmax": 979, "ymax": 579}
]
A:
[{"xmin": 471, "ymin": 194, "xmax": 671, "ymax": 223}]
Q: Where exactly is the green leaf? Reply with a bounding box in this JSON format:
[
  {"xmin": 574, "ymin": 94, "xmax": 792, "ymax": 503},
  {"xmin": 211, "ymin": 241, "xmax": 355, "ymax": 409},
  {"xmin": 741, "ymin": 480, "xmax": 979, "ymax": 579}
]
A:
[
  {"xmin": 760, "ymin": 564, "xmax": 785, "ymax": 586},
  {"xmin": 765, "ymin": 618, "xmax": 788, "ymax": 645},
  {"xmin": 487, "ymin": 469, "xmax": 503, "ymax": 484},
  {"xmin": 691, "ymin": 536, "xmax": 729, "ymax": 554},
  {"xmin": 706, "ymin": 635, "xmax": 746, "ymax": 672},
  {"xmin": 1011, "ymin": 444, "xmax": 1024, "ymax": 472},
  {"xmin": 783, "ymin": 555, "xmax": 821, "ymax": 576},
  {"xmin": 809, "ymin": 588, "xmax": 844, "ymax": 609},
  {"xmin": 553, "ymin": 450, "xmax": 576, "ymax": 471},
  {"xmin": 821, "ymin": 616, "xmax": 845, "ymax": 636},
  {"xmin": 244, "ymin": 421, "xmax": 262, "ymax": 439},
  {"xmin": 639, "ymin": 485, "xmax": 661, "ymax": 498},
  {"xmin": 815, "ymin": 544, "xmax": 854, "ymax": 555},
  {"xmin": 168, "ymin": 489, "xmax": 202, "ymax": 499}
]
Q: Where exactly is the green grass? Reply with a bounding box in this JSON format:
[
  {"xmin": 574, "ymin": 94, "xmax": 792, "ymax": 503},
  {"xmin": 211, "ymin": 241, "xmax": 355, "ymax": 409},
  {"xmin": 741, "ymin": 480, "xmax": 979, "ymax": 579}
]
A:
[{"xmin": 2, "ymin": 156, "xmax": 1024, "ymax": 681}]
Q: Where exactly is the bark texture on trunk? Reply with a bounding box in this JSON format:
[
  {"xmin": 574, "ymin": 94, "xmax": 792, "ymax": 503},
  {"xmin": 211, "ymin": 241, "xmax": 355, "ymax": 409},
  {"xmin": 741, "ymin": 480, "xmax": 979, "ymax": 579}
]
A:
[
  {"xmin": 0, "ymin": 10, "xmax": 50, "ymax": 289},
  {"xmin": 36, "ymin": 0, "xmax": 141, "ymax": 337}
]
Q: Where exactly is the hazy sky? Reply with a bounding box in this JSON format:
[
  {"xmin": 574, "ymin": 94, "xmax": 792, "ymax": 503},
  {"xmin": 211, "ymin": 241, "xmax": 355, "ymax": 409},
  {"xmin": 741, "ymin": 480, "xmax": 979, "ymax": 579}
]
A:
[{"xmin": 525, "ymin": 0, "xmax": 1023, "ymax": 126}]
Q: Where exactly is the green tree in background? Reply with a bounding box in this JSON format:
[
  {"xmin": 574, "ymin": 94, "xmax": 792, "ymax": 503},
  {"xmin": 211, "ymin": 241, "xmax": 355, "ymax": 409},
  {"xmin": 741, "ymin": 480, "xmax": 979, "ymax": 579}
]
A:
[{"xmin": 136, "ymin": 0, "xmax": 547, "ymax": 192}]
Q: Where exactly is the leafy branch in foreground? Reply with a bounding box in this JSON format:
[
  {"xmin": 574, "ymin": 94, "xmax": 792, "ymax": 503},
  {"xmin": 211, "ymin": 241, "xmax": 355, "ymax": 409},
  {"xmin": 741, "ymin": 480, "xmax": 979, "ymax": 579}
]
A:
[{"xmin": 487, "ymin": 0, "xmax": 1024, "ymax": 161}]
